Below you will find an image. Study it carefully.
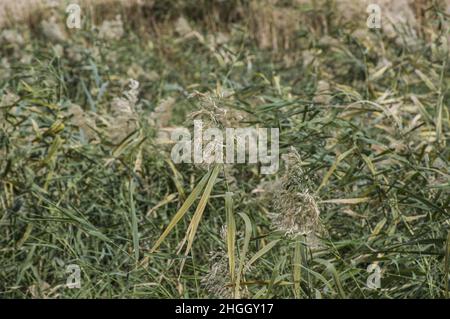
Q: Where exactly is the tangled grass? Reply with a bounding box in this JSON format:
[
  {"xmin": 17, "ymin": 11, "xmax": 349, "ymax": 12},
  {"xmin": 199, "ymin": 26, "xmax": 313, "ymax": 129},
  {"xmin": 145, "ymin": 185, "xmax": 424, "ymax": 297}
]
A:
[{"xmin": 0, "ymin": 0, "xmax": 449, "ymax": 298}]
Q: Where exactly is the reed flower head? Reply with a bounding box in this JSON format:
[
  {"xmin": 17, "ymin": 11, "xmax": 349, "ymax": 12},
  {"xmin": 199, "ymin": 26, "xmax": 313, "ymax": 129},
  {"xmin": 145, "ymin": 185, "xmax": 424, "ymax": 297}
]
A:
[
  {"xmin": 0, "ymin": 29, "xmax": 24, "ymax": 47},
  {"xmin": 108, "ymin": 79, "xmax": 140, "ymax": 143},
  {"xmin": 201, "ymin": 251, "xmax": 243, "ymax": 299},
  {"xmin": 271, "ymin": 189, "xmax": 321, "ymax": 237},
  {"xmin": 188, "ymin": 90, "xmax": 247, "ymax": 129},
  {"xmin": 269, "ymin": 150, "xmax": 323, "ymax": 242},
  {"xmin": 183, "ymin": 90, "xmax": 245, "ymax": 171},
  {"xmin": 41, "ymin": 16, "xmax": 66, "ymax": 43},
  {"xmin": 98, "ymin": 15, "xmax": 124, "ymax": 40}
]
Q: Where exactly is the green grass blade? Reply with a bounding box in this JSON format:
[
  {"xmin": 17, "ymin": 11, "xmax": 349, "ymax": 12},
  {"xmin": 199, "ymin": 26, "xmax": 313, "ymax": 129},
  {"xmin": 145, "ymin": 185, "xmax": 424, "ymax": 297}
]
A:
[
  {"xmin": 293, "ymin": 241, "xmax": 302, "ymax": 299},
  {"xmin": 445, "ymin": 231, "xmax": 450, "ymax": 298},
  {"xmin": 150, "ymin": 169, "xmax": 212, "ymax": 253},
  {"xmin": 316, "ymin": 146, "xmax": 356, "ymax": 193},
  {"xmin": 129, "ymin": 179, "xmax": 139, "ymax": 264},
  {"xmin": 245, "ymin": 239, "xmax": 280, "ymax": 271},
  {"xmin": 235, "ymin": 212, "xmax": 252, "ymax": 298},
  {"xmin": 225, "ymin": 191, "xmax": 236, "ymax": 286},
  {"xmin": 180, "ymin": 165, "xmax": 221, "ymax": 258}
]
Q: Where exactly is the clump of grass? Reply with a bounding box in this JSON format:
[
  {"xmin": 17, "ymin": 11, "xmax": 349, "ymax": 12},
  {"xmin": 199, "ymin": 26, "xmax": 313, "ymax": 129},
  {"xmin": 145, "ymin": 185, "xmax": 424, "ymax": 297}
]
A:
[{"xmin": 0, "ymin": 0, "xmax": 449, "ymax": 299}]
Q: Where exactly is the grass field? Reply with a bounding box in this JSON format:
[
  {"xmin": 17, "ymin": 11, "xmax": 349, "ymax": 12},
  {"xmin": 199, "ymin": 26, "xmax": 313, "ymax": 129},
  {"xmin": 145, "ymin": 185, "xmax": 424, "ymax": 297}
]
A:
[{"xmin": 0, "ymin": 0, "xmax": 449, "ymax": 298}]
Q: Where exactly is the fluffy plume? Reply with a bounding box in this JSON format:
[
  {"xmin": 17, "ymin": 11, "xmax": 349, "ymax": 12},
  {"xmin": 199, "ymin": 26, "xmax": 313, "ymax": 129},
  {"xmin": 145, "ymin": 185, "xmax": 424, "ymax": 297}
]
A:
[
  {"xmin": 98, "ymin": 15, "xmax": 124, "ymax": 40},
  {"xmin": 201, "ymin": 252, "xmax": 234, "ymax": 298},
  {"xmin": 108, "ymin": 79, "xmax": 140, "ymax": 143},
  {"xmin": 269, "ymin": 151, "xmax": 323, "ymax": 244},
  {"xmin": 41, "ymin": 16, "xmax": 67, "ymax": 42}
]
